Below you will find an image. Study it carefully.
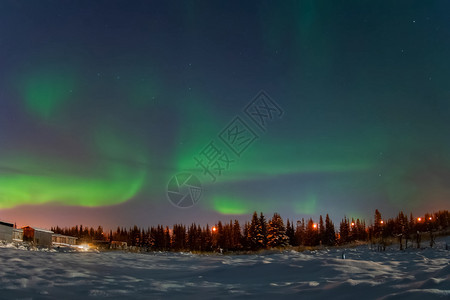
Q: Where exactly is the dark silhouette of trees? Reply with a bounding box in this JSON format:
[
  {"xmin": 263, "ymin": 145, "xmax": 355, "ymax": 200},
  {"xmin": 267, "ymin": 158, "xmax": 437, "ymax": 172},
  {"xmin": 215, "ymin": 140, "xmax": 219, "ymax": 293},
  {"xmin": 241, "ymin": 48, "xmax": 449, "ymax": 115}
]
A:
[
  {"xmin": 373, "ymin": 209, "xmax": 382, "ymax": 238},
  {"xmin": 50, "ymin": 209, "xmax": 449, "ymax": 252},
  {"xmin": 304, "ymin": 218, "xmax": 319, "ymax": 246},
  {"xmin": 324, "ymin": 214, "xmax": 336, "ymax": 246},
  {"xmin": 339, "ymin": 217, "xmax": 350, "ymax": 245},
  {"xmin": 318, "ymin": 215, "xmax": 325, "ymax": 245},
  {"xmin": 248, "ymin": 212, "xmax": 266, "ymax": 250},
  {"xmin": 172, "ymin": 224, "xmax": 187, "ymax": 250},
  {"xmin": 259, "ymin": 213, "xmax": 268, "ymax": 248},
  {"xmin": 295, "ymin": 219, "xmax": 305, "ymax": 246},
  {"xmin": 242, "ymin": 222, "xmax": 250, "ymax": 249},
  {"xmin": 286, "ymin": 219, "xmax": 296, "ymax": 246},
  {"xmin": 232, "ymin": 220, "xmax": 242, "ymax": 250}
]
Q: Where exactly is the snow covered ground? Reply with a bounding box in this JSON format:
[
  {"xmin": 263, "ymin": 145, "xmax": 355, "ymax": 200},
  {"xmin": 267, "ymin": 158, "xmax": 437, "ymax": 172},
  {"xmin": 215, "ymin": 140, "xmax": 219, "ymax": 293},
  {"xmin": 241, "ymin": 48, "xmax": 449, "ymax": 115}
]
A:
[{"xmin": 0, "ymin": 237, "xmax": 449, "ymax": 299}]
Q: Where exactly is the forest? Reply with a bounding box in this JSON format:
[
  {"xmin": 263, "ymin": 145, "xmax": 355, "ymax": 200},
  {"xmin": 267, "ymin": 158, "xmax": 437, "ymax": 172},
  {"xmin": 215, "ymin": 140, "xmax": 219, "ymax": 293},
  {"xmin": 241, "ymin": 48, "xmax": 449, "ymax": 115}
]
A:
[{"xmin": 51, "ymin": 209, "xmax": 450, "ymax": 252}]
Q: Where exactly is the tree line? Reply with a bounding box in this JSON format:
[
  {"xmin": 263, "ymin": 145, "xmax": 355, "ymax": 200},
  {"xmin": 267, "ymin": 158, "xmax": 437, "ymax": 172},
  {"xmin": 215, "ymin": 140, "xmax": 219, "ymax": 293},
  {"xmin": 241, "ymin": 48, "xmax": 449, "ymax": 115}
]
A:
[{"xmin": 51, "ymin": 209, "xmax": 450, "ymax": 252}]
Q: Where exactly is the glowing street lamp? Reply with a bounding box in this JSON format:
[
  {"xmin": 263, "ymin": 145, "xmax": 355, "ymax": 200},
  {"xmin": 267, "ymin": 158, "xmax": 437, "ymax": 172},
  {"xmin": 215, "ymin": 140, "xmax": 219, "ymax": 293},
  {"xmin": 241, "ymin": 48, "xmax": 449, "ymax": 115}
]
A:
[
  {"xmin": 380, "ymin": 220, "xmax": 384, "ymax": 224},
  {"xmin": 313, "ymin": 223, "xmax": 317, "ymax": 229},
  {"xmin": 351, "ymin": 222, "xmax": 355, "ymax": 227},
  {"xmin": 212, "ymin": 226, "xmax": 217, "ymax": 233},
  {"xmin": 417, "ymin": 217, "xmax": 422, "ymax": 222},
  {"xmin": 429, "ymin": 217, "xmax": 432, "ymax": 221}
]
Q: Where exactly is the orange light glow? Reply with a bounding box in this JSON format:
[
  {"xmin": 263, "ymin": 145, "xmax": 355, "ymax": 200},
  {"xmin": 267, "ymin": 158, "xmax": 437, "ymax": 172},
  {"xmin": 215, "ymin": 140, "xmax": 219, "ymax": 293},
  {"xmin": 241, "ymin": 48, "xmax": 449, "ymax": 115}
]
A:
[
  {"xmin": 313, "ymin": 224, "xmax": 317, "ymax": 229},
  {"xmin": 351, "ymin": 222, "xmax": 355, "ymax": 226},
  {"xmin": 380, "ymin": 220, "xmax": 384, "ymax": 224},
  {"xmin": 417, "ymin": 217, "xmax": 422, "ymax": 222},
  {"xmin": 212, "ymin": 226, "xmax": 217, "ymax": 232},
  {"xmin": 429, "ymin": 217, "xmax": 432, "ymax": 220}
]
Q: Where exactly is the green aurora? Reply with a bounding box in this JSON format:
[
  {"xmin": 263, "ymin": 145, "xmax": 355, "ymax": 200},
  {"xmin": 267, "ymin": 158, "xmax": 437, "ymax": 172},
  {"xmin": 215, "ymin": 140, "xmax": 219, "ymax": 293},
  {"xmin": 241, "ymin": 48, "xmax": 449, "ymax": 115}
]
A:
[{"xmin": 1, "ymin": 1, "xmax": 449, "ymax": 227}]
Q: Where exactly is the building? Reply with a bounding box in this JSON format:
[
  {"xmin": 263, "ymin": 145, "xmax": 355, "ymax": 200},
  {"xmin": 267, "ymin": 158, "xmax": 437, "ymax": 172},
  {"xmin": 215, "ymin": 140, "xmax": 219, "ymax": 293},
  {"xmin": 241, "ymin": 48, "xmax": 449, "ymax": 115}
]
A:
[
  {"xmin": 52, "ymin": 234, "xmax": 78, "ymax": 246},
  {"xmin": 91, "ymin": 240, "xmax": 111, "ymax": 250},
  {"xmin": 12, "ymin": 228, "xmax": 23, "ymax": 242},
  {"xmin": 0, "ymin": 221, "xmax": 14, "ymax": 243},
  {"xmin": 22, "ymin": 226, "xmax": 53, "ymax": 247},
  {"xmin": 111, "ymin": 241, "xmax": 127, "ymax": 250}
]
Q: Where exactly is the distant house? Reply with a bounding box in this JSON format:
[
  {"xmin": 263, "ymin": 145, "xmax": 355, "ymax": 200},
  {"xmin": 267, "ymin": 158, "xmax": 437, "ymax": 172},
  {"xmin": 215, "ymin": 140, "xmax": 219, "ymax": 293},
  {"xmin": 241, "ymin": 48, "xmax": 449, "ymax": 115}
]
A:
[
  {"xmin": 52, "ymin": 234, "xmax": 78, "ymax": 246},
  {"xmin": 12, "ymin": 228, "xmax": 23, "ymax": 242},
  {"xmin": 22, "ymin": 226, "xmax": 53, "ymax": 247},
  {"xmin": 111, "ymin": 241, "xmax": 127, "ymax": 250},
  {"xmin": 0, "ymin": 221, "xmax": 14, "ymax": 243},
  {"xmin": 91, "ymin": 240, "xmax": 111, "ymax": 250}
]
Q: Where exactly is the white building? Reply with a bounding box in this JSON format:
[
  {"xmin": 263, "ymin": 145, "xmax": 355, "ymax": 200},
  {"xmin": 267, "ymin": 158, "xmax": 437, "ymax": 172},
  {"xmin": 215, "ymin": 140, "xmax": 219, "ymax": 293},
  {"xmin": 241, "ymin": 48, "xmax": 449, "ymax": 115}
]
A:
[
  {"xmin": 0, "ymin": 221, "xmax": 14, "ymax": 243},
  {"xmin": 13, "ymin": 228, "xmax": 23, "ymax": 242},
  {"xmin": 52, "ymin": 234, "xmax": 78, "ymax": 246},
  {"xmin": 22, "ymin": 226, "xmax": 54, "ymax": 247}
]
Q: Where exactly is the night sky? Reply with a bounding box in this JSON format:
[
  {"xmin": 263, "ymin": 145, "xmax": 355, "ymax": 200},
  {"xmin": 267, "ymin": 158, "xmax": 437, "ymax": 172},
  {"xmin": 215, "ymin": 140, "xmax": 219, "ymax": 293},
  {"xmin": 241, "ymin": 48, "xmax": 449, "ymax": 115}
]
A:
[{"xmin": 1, "ymin": 1, "xmax": 449, "ymax": 229}]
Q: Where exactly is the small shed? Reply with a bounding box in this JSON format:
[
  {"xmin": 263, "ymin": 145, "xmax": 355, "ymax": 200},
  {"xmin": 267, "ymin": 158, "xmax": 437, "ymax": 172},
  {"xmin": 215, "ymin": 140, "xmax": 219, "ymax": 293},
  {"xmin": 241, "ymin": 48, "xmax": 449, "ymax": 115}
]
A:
[
  {"xmin": 22, "ymin": 226, "xmax": 54, "ymax": 247},
  {"xmin": 111, "ymin": 241, "xmax": 127, "ymax": 250},
  {"xmin": 0, "ymin": 221, "xmax": 14, "ymax": 243},
  {"xmin": 52, "ymin": 234, "xmax": 78, "ymax": 246},
  {"xmin": 12, "ymin": 228, "xmax": 23, "ymax": 242}
]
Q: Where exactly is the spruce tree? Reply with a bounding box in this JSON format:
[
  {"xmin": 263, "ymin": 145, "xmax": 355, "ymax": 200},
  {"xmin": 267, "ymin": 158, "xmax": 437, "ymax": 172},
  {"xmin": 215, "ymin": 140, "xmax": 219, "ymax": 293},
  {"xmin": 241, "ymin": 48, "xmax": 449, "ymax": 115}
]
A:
[
  {"xmin": 295, "ymin": 219, "xmax": 305, "ymax": 246},
  {"xmin": 202, "ymin": 224, "xmax": 212, "ymax": 251},
  {"xmin": 325, "ymin": 214, "xmax": 336, "ymax": 246},
  {"xmin": 286, "ymin": 219, "xmax": 296, "ymax": 246},
  {"xmin": 267, "ymin": 213, "xmax": 289, "ymax": 248},
  {"xmin": 304, "ymin": 218, "xmax": 319, "ymax": 246},
  {"xmin": 339, "ymin": 217, "xmax": 350, "ymax": 244},
  {"xmin": 248, "ymin": 212, "xmax": 261, "ymax": 250},
  {"xmin": 319, "ymin": 215, "xmax": 325, "ymax": 245},
  {"xmin": 242, "ymin": 222, "xmax": 250, "ymax": 249},
  {"xmin": 374, "ymin": 209, "xmax": 382, "ymax": 238},
  {"xmin": 164, "ymin": 226, "xmax": 171, "ymax": 250},
  {"xmin": 232, "ymin": 220, "xmax": 242, "ymax": 250},
  {"xmin": 217, "ymin": 221, "xmax": 225, "ymax": 249},
  {"xmin": 258, "ymin": 212, "xmax": 268, "ymax": 248}
]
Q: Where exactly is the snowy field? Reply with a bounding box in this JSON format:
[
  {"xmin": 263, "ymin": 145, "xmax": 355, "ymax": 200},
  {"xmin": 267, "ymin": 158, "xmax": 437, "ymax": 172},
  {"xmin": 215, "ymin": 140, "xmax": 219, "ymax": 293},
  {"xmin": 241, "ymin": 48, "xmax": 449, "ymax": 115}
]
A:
[{"xmin": 1, "ymin": 237, "xmax": 449, "ymax": 300}]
